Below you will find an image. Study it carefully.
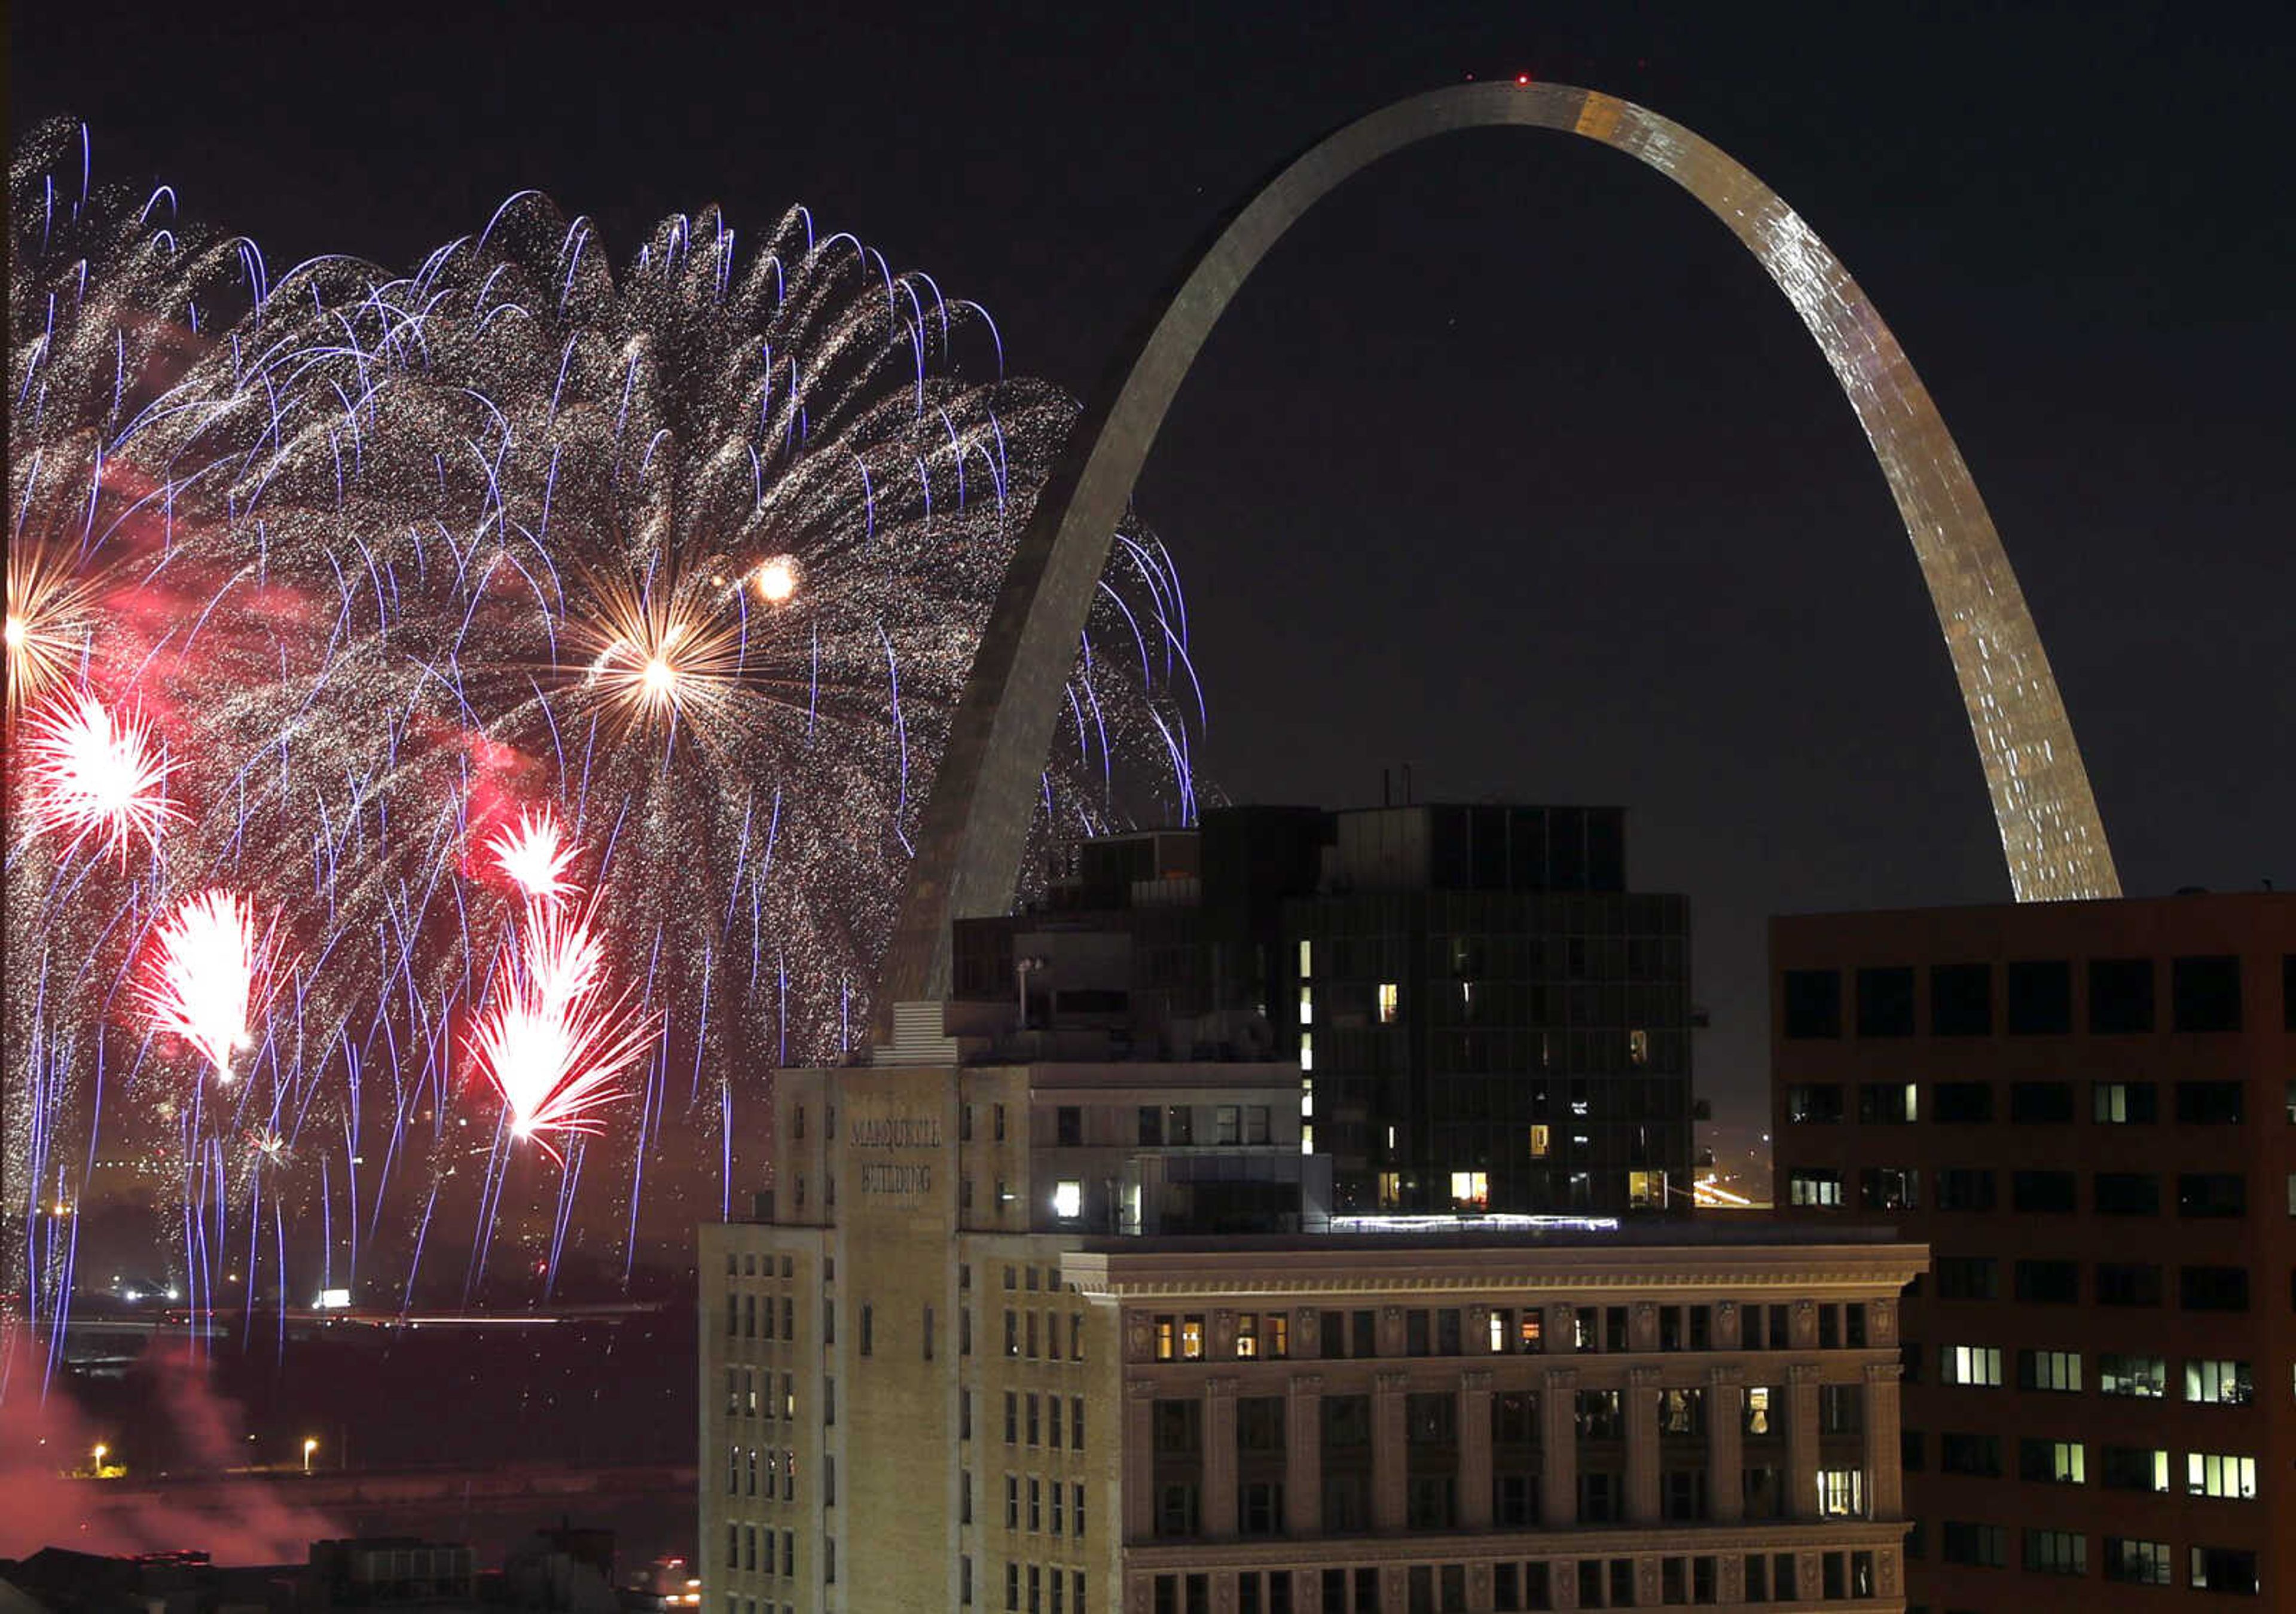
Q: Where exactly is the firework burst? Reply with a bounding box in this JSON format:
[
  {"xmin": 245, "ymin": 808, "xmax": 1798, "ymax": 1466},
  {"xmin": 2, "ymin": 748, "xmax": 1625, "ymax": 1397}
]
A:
[
  {"xmin": 487, "ymin": 808, "xmax": 579, "ymax": 903},
  {"xmin": 473, "ymin": 903, "xmax": 655, "ymax": 1161},
  {"xmin": 20, "ymin": 688, "xmax": 181, "ymax": 861},
  {"xmin": 135, "ymin": 890, "xmax": 276, "ymax": 1082},
  {"xmin": 5, "ymin": 121, "xmax": 1205, "ymax": 1322}
]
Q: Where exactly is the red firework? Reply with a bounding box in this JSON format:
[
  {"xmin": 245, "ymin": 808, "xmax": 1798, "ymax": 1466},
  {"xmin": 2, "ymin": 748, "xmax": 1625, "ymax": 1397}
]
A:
[{"xmin": 137, "ymin": 889, "xmax": 277, "ymax": 1081}]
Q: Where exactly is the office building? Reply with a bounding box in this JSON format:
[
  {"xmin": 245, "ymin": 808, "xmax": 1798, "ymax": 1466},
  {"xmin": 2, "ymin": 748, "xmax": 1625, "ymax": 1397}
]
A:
[
  {"xmin": 701, "ymin": 997, "xmax": 1921, "ymax": 1614},
  {"xmin": 952, "ymin": 803, "xmax": 1694, "ymax": 1219},
  {"xmin": 1770, "ymin": 891, "xmax": 2295, "ymax": 1607}
]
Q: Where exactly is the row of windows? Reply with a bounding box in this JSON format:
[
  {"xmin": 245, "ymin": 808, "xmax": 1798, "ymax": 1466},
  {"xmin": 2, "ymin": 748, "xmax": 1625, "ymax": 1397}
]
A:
[
  {"xmin": 995, "ymin": 1561, "xmax": 1085, "ymax": 1614},
  {"xmin": 723, "ymin": 1446, "xmax": 805, "ymax": 1501},
  {"xmin": 1919, "ymin": 1255, "xmax": 2258, "ymax": 1312},
  {"xmin": 725, "ymin": 1524, "xmax": 796, "ymax": 1577},
  {"xmin": 1150, "ymin": 1549, "xmax": 1876, "ymax": 1613},
  {"xmin": 1151, "ymin": 1380, "xmax": 1858, "ymax": 1461},
  {"xmin": 1149, "ymin": 1302, "xmax": 1868, "ymax": 1361},
  {"xmin": 1921, "ymin": 1338, "xmax": 2255, "ymax": 1402},
  {"xmin": 1788, "ymin": 1077, "xmax": 2273, "ymax": 1126},
  {"xmin": 1781, "ymin": 953, "xmax": 2289, "ymax": 1038},
  {"xmin": 1801, "ymin": 1164, "xmax": 2274, "ymax": 1217},
  {"xmin": 723, "ymin": 1367, "xmax": 796, "ymax": 1419},
  {"xmin": 1000, "ymin": 1392, "xmax": 1086, "ymax": 1450},
  {"xmin": 997, "ymin": 1472, "xmax": 1087, "ymax": 1537},
  {"xmin": 1932, "ymin": 1526, "xmax": 2259, "ymax": 1593},
  {"xmin": 1921, "ymin": 1433, "xmax": 2257, "ymax": 1496},
  {"xmin": 1003, "ymin": 1308, "xmax": 1087, "ymax": 1361},
  {"xmin": 725, "ymin": 1252, "xmax": 799, "ymax": 1279}
]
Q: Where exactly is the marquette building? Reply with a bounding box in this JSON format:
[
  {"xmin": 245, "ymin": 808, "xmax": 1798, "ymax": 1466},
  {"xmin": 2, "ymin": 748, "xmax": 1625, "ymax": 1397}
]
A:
[
  {"xmin": 1770, "ymin": 890, "xmax": 2294, "ymax": 1607},
  {"xmin": 701, "ymin": 991, "xmax": 1923, "ymax": 1613}
]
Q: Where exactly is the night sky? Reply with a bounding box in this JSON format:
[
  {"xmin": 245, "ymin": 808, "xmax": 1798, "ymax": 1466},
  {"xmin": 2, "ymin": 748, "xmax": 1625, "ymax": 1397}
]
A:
[{"xmin": 17, "ymin": 1, "xmax": 2289, "ymax": 1140}]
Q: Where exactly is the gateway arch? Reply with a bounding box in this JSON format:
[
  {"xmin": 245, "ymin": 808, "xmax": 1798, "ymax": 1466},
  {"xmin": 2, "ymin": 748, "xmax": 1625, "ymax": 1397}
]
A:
[{"xmin": 880, "ymin": 81, "xmax": 2118, "ymax": 1012}]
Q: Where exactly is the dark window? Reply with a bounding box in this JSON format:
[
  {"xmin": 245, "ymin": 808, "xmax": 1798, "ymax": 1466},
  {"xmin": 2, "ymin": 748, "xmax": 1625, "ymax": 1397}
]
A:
[
  {"xmin": 1855, "ymin": 967, "xmax": 1916, "ymax": 1037},
  {"xmin": 1858, "ymin": 1167, "xmax": 1919, "ymax": 1211},
  {"xmin": 1941, "ymin": 1521, "xmax": 2008, "ymax": 1568},
  {"xmin": 1929, "ymin": 963, "xmax": 1992, "ymax": 1036},
  {"xmin": 1782, "ymin": 970, "xmax": 1842, "ymax": 1038},
  {"xmin": 2092, "ymin": 1080, "xmax": 2157, "ymax": 1123},
  {"xmin": 2011, "ymin": 1170, "xmax": 2077, "ymax": 1213},
  {"xmin": 2096, "ymin": 1263, "xmax": 2163, "ymax": 1307},
  {"xmin": 2179, "ymin": 1265, "xmax": 2249, "ymax": 1312},
  {"xmin": 2008, "ymin": 1081, "xmax": 2074, "ymax": 1123},
  {"xmin": 1939, "ymin": 1435, "xmax": 2002, "ymax": 1477},
  {"xmin": 2177, "ymin": 1173, "xmax": 2247, "ymax": 1218},
  {"xmin": 1236, "ymin": 1397, "xmax": 1285, "ymax": 1452},
  {"xmin": 1137, "ymin": 1106, "xmax": 1162, "ymax": 1146},
  {"xmin": 1932, "ymin": 1082, "xmax": 1993, "ymax": 1124},
  {"xmin": 1858, "ymin": 1083, "xmax": 1918, "ymax": 1124},
  {"xmin": 1934, "ymin": 1168, "xmax": 1996, "ymax": 1211},
  {"xmin": 2190, "ymin": 1547, "xmax": 2260, "ymax": 1595},
  {"xmin": 2093, "ymin": 1172, "xmax": 2160, "ymax": 1215},
  {"xmin": 2175, "ymin": 1081, "xmax": 2245, "ymax": 1124},
  {"xmin": 2285, "ymin": 955, "xmax": 2295, "ymax": 1032},
  {"xmin": 1055, "ymin": 1107, "xmax": 1082, "ymax": 1147},
  {"xmin": 2014, "ymin": 1260, "xmax": 2079, "ymax": 1304},
  {"xmin": 1935, "ymin": 1257, "xmax": 1998, "ymax": 1300},
  {"xmin": 2172, "ymin": 956, "xmax": 2242, "ymax": 1032},
  {"xmin": 1321, "ymin": 1395, "xmax": 1372, "ymax": 1449},
  {"xmin": 2005, "ymin": 960, "xmax": 2072, "ymax": 1034},
  {"xmin": 2087, "ymin": 958, "xmax": 2154, "ymax": 1033},
  {"xmin": 1900, "ymin": 1430, "xmax": 1925, "ymax": 1471},
  {"xmin": 1786, "ymin": 1084, "xmax": 1843, "ymax": 1124}
]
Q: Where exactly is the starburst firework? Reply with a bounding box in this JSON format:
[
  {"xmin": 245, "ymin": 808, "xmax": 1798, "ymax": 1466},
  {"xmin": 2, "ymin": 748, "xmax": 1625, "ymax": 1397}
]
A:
[
  {"xmin": 21, "ymin": 688, "xmax": 181, "ymax": 861},
  {"xmin": 4, "ymin": 122, "xmax": 1205, "ymax": 1319}
]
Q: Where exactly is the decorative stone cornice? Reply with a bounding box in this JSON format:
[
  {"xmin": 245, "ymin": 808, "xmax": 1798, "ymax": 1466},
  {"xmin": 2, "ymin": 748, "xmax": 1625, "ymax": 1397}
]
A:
[
  {"xmin": 1059, "ymin": 1243, "xmax": 1926, "ymax": 1303},
  {"xmin": 1115, "ymin": 1518, "xmax": 1913, "ymax": 1572}
]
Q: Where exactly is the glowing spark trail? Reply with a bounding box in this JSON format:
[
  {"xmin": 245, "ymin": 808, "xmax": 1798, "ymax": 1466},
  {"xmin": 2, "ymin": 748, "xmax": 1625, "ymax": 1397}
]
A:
[
  {"xmin": 22, "ymin": 689, "xmax": 181, "ymax": 861},
  {"xmin": 136, "ymin": 890, "xmax": 273, "ymax": 1082},
  {"xmin": 473, "ymin": 904, "xmax": 654, "ymax": 1160},
  {"xmin": 487, "ymin": 808, "xmax": 578, "ymax": 903},
  {"xmin": 4, "ymin": 120, "xmax": 1204, "ymax": 1320}
]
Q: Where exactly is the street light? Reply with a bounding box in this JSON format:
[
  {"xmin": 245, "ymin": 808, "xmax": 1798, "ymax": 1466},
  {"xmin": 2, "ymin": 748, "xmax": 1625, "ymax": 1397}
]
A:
[
  {"xmin": 303, "ymin": 1437, "xmax": 318, "ymax": 1475},
  {"xmin": 90, "ymin": 1443, "xmax": 107, "ymax": 1475}
]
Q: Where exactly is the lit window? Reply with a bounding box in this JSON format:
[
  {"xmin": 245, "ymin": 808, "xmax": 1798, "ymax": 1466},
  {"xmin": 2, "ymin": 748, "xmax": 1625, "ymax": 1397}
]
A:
[
  {"xmin": 1943, "ymin": 1344, "xmax": 2003, "ymax": 1387},
  {"xmin": 1376, "ymin": 1171, "xmax": 1401, "ymax": 1208},
  {"xmin": 1628, "ymin": 1170, "xmax": 1666, "ymax": 1209},
  {"xmin": 1378, "ymin": 983, "xmax": 1399, "ymax": 1024},
  {"xmin": 1628, "ymin": 1028, "xmax": 1649, "ymax": 1066},
  {"xmin": 1300, "ymin": 1125, "xmax": 1315, "ymax": 1154},
  {"xmin": 1297, "ymin": 939, "xmax": 1311, "ymax": 979},
  {"xmin": 1299, "ymin": 1033, "xmax": 1313, "ymax": 1073},
  {"xmin": 1528, "ymin": 1124, "xmax": 1550, "ymax": 1158},
  {"xmin": 2186, "ymin": 1360, "xmax": 2252, "ymax": 1405},
  {"xmin": 1180, "ymin": 1316, "xmax": 1205, "ymax": 1360},
  {"xmin": 1297, "ymin": 986, "xmax": 1313, "ymax": 1026},
  {"xmin": 1449, "ymin": 1170, "xmax": 1489, "ymax": 1209},
  {"xmin": 1815, "ymin": 1468, "xmax": 1864, "ymax": 1517},
  {"xmin": 1051, "ymin": 1181, "xmax": 1082, "ymax": 1219},
  {"xmin": 1300, "ymin": 1080, "xmax": 1313, "ymax": 1118},
  {"xmin": 2187, "ymin": 1453, "xmax": 2257, "ymax": 1499},
  {"xmin": 1235, "ymin": 1314, "xmax": 1259, "ymax": 1359},
  {"xmin": 2099, "ymin": 1352, "xmax": 2166, "ymax": 1396}
]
